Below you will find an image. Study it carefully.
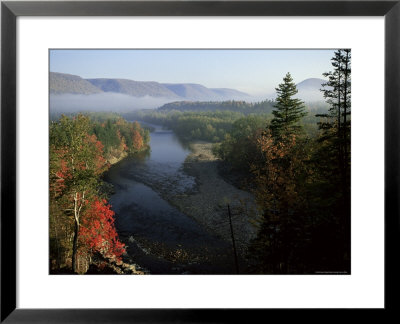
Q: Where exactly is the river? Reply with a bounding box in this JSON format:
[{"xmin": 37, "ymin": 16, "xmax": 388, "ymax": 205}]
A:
[{"xmin": 104, "ymin": 123, "xmax": 237, "ymax": 274}]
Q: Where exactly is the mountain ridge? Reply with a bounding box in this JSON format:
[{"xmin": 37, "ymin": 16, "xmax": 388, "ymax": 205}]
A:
[
  {"xmin": 50, "ymin": 72, "xmax": 327, "ymax": 103},
  {"xmin": 50, "ymin": 72, "xmax": 250, "ymax": 101},
  {"xmin": 86, "ymin": 78, "xmax": 180, "ymax": 98},
  {"xmin": 50, "ymin": 72, "xmax": 103, "ymax": 95}
]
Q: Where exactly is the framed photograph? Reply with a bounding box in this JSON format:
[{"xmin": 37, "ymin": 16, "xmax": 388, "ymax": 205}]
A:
[{"xmin": 1, "ymin": 0, "xmax": 399, "ymax": 322}]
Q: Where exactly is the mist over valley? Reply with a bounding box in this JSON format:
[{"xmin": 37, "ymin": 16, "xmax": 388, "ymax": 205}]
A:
[{"xmin": 50, "ymin": 72, "xmax": 328, "ymax": 114}]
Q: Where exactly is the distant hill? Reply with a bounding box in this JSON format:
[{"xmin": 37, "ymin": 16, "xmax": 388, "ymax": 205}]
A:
[
  {"xmin": 50, "ymin": 72, "xmax": 250, "ymax": 101},
  {"xmin": 50, "ymin": 72, "xmax": 102, "ymax": 95},
  {"xmin": 162, "ymin": 83, "xmax": 250, "ymax": 101},
  {"xmin": 296, "ymin": 78, "xmax": 328, "ymax": 102},
  {"xmin": 210, "ymin": 88, "xmax": 250, "ymax": 100},
  {"xmin": 162, "ymin": 83, "xmax": 218, "ymax": 100},
  {"xmin": 297, "ymin": 78, "xmax": 326, "ymax": 90},
  {"xmin": 86, "ymin": 78, "xmax": 179, "ymax": 98}
]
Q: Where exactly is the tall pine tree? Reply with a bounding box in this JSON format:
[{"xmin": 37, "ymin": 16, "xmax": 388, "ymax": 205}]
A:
[
  {"xmin": 270, "ymin": 72, "xmax": 307, "ymax": 139},
  {"xmin": 249, "ymin": 73, "xmax": 310, "ymax": 273},
  {"xmin": 320, "ymin": 49, "xmax": 351, "ymax": 184},
  {"xmin": 312, "ymin": 49, "xmax": 351, "ymax": 272}
]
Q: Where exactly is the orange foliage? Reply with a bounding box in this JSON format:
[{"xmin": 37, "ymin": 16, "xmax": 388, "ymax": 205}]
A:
[
  {"xmin": 252, "ymin": 131, "xmax": 307, "ymax": 222},
  {"xmin": 116, "ymin": 129, "xmax": 128, "ymax": 151},
  {"xmin": 132, "ymin": 130, "xmax": 144, "ymax": 151},
  {"xmin": 84, "ymin": 134, "xmax": 108, "ymax": 174}
]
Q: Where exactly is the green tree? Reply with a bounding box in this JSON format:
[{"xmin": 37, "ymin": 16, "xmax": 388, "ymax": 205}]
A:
[
  {"xmin": 320, "ymin": 49, "xmax": 351, "ymax": 187},
  {"xmin": 310, "ymin": 49, "xmax": 351, "ymax": 272},
  {"xmin": 248, "ymin": 74, "xmax": 311, "ymax": 273},
  {"xmin": 270, "ymin": 72, "xmax": 307, "ymax": 139},
  {"xmin": 214, "ymin": 115, "xmax": 266, "ymax": 172}
]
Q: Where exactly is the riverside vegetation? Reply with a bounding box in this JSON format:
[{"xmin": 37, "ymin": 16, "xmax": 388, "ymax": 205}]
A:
[
  {"xmin": 49, "ymin": 114, "xmax": 150, "ymax": 274},
  {"xmin": 124, "ymin": 49, "xmax": 351, "ymax": 273}
]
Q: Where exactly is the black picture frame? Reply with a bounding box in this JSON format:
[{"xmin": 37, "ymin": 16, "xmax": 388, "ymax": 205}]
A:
[{"xmin": 1, "ymin": 0, "xmax": 399, "ymax": 322}]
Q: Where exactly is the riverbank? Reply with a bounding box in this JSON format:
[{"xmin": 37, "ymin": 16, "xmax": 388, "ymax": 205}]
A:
[
  {"xmin": 105, "ymin": 126, "xmax": 248, "ymax": 274},
  {"xmin": 168, "ymin": 141, "xmax": 259, "ymax": 255}
]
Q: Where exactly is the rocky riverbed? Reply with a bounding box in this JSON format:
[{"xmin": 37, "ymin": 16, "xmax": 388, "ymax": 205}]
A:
[
  {"xmin": 167, "ymin": 142, "xmax": 259, "ymax": 255},
  {"xmin": 105, "ymin": 129, "xmax": 261, "ymax": 273}
]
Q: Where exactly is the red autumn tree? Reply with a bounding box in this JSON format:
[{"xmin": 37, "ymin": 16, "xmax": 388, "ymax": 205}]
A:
[
  {"xmin": 79, "ymin": 198, "xmax": 125, "ymax": 262},
  {"xmin": 50, "ymin": 115, "xmax": 110, "ymax": 272}
]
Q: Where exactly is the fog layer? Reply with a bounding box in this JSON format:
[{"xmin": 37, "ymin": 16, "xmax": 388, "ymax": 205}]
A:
[{"xmin": 50, "ymin": 93, "xmax": 182, "ymax": 113}]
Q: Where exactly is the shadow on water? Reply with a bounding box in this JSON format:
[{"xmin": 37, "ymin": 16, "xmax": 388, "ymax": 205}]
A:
[{"xmin": 104, "ymin": 123, "xmax": 237, "ymax": 274}]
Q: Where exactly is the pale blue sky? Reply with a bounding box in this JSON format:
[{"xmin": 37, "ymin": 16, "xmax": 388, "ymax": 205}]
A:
[{"xmin": 50, "ymin": 49, "xmax": 335, "ymax": 96}]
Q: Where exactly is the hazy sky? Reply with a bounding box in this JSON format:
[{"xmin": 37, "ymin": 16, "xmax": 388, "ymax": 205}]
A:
[{"xmin": 50, "ymin": 49, "xmax": 335, "ymax": 96}]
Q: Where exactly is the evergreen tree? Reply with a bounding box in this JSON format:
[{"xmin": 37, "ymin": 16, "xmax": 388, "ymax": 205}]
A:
[
  {"xmin": 270, "ymin": 72, "xmax": 307, "ymax": 139},
  {"xmin": 311, "ymin": 49, "xmax": 351, "ymax": 272},
  {"xmin": 319, "ymin": 49, "xmax": 351, "ymax": 183},
  {"xmin": 248, "ymin": 73, "xmax": 311, "ymax": 273}
]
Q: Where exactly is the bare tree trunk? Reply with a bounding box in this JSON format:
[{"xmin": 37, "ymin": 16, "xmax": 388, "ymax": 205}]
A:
[{"xmin": 71, "ymin": 191, "xmax": 85, "ymax": 273}]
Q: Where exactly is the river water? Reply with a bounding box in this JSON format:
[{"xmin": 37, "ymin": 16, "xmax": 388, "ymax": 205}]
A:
[{"xmin": 104, "ymin": 123, "xmax": 236, "ymax": 274}]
